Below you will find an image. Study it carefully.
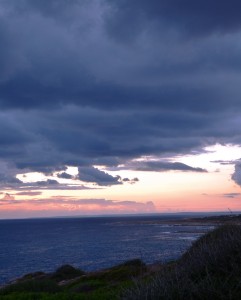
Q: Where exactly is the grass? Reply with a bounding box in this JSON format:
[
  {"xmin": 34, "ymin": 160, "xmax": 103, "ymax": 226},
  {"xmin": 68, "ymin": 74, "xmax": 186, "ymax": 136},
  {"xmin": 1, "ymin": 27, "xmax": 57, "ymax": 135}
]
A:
[
  {"xmin": 121, "ymin": 224, "xmax": 241, "ymax": 300},
  {"xmin": 0, "ymin": 259, "xmax": 145, "ymax": 300}
]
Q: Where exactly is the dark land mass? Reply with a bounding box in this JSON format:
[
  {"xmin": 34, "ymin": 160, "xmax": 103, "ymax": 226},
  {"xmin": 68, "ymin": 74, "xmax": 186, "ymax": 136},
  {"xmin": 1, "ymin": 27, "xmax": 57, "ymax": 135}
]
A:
[
  {"xmin": 1, "ymin": 214, "xmax": 241, "ymax": 299},
  {"xmin": 112, "ymin": 213, "xmax": 241, "ymax": 226},
  {"xmin": 167, "ymin": 213, "xmax": 241, "ymax": 225}
]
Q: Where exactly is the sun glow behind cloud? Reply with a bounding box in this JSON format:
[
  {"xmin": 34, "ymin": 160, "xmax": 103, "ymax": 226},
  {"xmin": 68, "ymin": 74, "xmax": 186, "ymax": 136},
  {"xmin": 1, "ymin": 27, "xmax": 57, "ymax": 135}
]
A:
[{"xmin": 1, "ymin": 144, "xmax": 241, "ymax": 218}]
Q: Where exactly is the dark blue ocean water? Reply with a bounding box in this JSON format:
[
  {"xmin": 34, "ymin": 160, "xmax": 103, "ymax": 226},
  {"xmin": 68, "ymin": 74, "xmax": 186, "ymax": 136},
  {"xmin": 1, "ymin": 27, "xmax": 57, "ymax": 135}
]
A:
[{"xmin": 0, "ymin": 215, "xmax": 213, "ymax": 285}]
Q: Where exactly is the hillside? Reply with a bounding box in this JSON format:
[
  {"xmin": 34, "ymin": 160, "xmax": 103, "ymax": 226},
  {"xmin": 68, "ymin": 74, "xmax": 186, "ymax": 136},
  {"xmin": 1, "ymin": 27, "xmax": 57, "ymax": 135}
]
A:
[{"xmin": 123, "ymin": 223, "xmax": 241, "ymax": 300}]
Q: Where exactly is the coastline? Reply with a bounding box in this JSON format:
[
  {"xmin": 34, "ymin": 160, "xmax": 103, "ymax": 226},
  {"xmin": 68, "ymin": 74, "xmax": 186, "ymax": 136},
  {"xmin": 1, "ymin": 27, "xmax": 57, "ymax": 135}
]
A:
[
  {"xmin": 1, "ymin": 216, "xmax": 241, "ymax": 299},
  {"xmin": 1, "ymin": 214, "xmax": 241, "ymax": 299},
  {"xmin": 2, "ymin": 213, "xmax": 240, "ymax": 287}
]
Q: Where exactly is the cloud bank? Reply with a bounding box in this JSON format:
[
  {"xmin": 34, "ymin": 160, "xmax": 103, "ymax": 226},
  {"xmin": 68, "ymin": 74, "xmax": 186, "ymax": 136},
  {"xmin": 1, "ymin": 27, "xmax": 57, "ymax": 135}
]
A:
[
  {"xmin": 0, "ymin": 195, "xmax": 156, "ymax": 218},
  {"xmin": 0, "ymin": 0, "xmax": 241, "ymax": 189}
]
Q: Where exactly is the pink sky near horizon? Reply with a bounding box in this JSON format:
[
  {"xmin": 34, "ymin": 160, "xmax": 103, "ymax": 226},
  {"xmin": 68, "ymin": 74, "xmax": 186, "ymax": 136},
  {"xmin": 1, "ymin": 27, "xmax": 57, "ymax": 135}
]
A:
[
  {"xmin": 1, "ymin": 145, "xmax": 241, "ymax": 219},
  {"xmin": 0, "ymin": 193, "xmax": 240, "ymax": 219}
]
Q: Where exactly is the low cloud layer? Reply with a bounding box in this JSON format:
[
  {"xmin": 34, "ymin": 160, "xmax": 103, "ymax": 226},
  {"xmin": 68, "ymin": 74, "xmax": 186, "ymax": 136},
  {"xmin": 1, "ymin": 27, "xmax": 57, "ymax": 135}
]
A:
[
  {"xmin": 122, "ymin": 160, "xmax": 207, "ymax": 173},
  {"xmin": 0, "ymin": 196, "xmax": 156, "ymax": 218},
  {"xmin": 77, "ymin": 166, "xmax": 122, "ymax": 186},
  {"xmin": 223, "ymin": 193, "xmax": 241, "ymax": 199}
]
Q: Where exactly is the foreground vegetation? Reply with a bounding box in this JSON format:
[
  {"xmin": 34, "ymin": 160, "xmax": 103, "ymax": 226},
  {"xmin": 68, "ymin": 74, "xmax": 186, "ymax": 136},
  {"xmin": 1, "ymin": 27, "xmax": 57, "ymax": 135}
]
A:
[
  {"xmin": 123, "ymin": 223, "xmax": 241, "ymax": 300},
  {"xmin": 1, "ymin": 218, "xmax": 241, "ymax": 299},
  {"xmin": 0, "ymin": 259, "xmax": 147, "ymax": 300}
]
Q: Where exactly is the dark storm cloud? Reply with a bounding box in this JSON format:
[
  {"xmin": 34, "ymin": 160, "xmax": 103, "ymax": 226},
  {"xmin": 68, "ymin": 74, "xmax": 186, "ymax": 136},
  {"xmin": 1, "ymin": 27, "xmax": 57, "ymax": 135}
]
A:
[
  {"xmin": 22, "ymin": 184, "xmax": 95, "ymax": 191},
  {"xmin": 0, "ymin": 162, "xmax": 24, "ymax": 188},
  {"xmin": 35, "ymin": 179, "xmax": 59, "ymax": 186},
  {"xmin": 106, "ymin": 0, "xmax": 241, "ymax": 40},
  {"xmin": 4, "ymin": 182, "xmax": 95, "ymax": 191},
  {"xmin": 0, "ymin": 0, "xmax": 241, "ymax": 112},
  {"xmin": 77, "ymin": 166, "xmax": 122, "ymax": 186},
  {"xmin": 0, "ymin": 173, "xmax": 23, "ymax": 185},
  {"xmin": 131, "ymin": 161, "xmax": 207, "ymax": 173},
  {"xmin": 0, "ymin": 0, "xmax": 241, "ymax": 188},
  {"xmin": 231, "ymin": 163, "xmax": 241, "ymax": 187},
  {"xmin": 13, "ymin": 0, "xmax": 81, "ymax": 18},
  {"xmin": 122, "ymin": 177, "xmax": 139, "ymax": 184},
  {"xmin": 14, "ymin": 191, "xmax": 42, "ymax": 196},
  {"xmin": 57, "ymin": 172, "xmax": 73, "ymax": 179},
  {"xmin": 10, "ymin": 0, "xmax": 241, "ymax": 38},
  {"xmin": 17, "ymin": 106, "xmax": 234, "ymax": 163},
  {"xmin": 0, "ymin": 113, "xmax": 32, "ymax": 154}
]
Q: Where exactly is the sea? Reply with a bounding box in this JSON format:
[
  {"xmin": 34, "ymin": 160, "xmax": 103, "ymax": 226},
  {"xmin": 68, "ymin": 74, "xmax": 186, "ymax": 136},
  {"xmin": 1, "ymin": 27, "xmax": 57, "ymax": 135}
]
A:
[{"xmin": 0, "ymin": 214, "xmax": 215, "ymax": 285}]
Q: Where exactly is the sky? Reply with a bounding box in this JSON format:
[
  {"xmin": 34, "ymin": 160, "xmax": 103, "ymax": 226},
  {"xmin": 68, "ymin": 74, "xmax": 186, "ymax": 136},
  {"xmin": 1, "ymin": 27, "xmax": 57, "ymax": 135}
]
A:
[{"xmin": 1, "ymin": 0, "xmax": 241, "ymax": 218}]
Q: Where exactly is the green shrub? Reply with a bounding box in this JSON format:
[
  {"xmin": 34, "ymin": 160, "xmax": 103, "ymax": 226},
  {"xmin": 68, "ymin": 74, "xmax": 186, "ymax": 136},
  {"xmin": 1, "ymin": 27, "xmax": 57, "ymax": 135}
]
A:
[
  {"xmin": 102, "ymin": 259, "xmax": 146, "ymax": 281},
  {"xmin": 0, "ymin": 279, "xmax": 60, "ymax": 295},
  {"xmin": 51, "ymin": 265, "xmax": 85, "ymax": 282}
]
